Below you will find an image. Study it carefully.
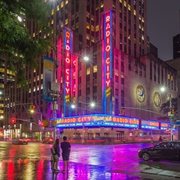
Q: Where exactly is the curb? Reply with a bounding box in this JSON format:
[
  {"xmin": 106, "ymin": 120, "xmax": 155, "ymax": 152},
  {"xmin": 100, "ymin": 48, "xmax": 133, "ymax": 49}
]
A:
[{"xmin": 141, "ymin": 168, "xmax": 180, "ymax": 178}]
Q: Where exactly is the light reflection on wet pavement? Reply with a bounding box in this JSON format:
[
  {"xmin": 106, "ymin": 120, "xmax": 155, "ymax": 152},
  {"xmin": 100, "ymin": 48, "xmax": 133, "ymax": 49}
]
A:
[{"xmin": 0, "ymin": 142, "xmax": 178, "ymax": 180}]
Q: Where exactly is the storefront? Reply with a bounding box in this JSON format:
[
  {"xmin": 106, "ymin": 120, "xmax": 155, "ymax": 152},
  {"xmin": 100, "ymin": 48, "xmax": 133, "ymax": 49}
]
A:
[{"xmin": 54, "ymin": 114, "xmax": 176, "ymax": 143}]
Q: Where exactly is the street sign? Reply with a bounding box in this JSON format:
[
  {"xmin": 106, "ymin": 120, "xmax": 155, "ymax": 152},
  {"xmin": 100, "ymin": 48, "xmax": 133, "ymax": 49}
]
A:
[
  {"xmin": 50, "ymin": 82, "xmax": 60, "ymax": 92},
  {"xmin": 49, "ymin": 92, "xmax": 60, "ymax": 97},
  {"xmin": 175, "ymin": 120, "xmax": 180, "ymax": 126}
]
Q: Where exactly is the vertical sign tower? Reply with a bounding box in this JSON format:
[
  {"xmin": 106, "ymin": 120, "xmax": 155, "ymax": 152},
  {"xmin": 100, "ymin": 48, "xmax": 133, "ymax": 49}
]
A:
[
  {"xmin": 63, "ymin": 28, "xmax": 73, "ymax": 116},
  {"xmin": 102, "ymin": 10, "xmax": 113, "ymax": 114}
]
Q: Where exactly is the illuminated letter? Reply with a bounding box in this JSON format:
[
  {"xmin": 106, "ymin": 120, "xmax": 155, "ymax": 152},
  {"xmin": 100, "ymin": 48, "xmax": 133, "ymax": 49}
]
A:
[
  {"xmin": 106, "ymin": 58, "xmax": 110, "ymax": 64},
  {"xmin": 65, "ymin": 58, "xmax": 70, "ymax": 63},
  {"xmin": 66, "ymin": 88, "xmax": 70, "ymax": 93},
  {"xmin": 106, "ymin": 72, "xmax": 110, "ymax": 79},
  {"xmin": 106, "ymin": 23, "xmax": 110, "ymax": 30},
  {"xmin": 66, "ymin": 45, "xmax": 70, "ymax": 51},
  {"xmin": 106, "ymin": 15, "xmax": 110, "ymax": 22},
  {"xmin": 106, "ymin": 45, "xmax": 110, "ymax": 52},
  {"xmin": 66, "ymin": 81, "xmax": 70, "ymax": 87},
  {"xmin": 106, "ymin": 31, "xmax": 110, "ymax": 37},
  {"xmin": 66, "ymin": 32, "xmax": 70, "ymax": 38},
  {"xmin": 66, "ymin": 69, "xmax": 70, "ymax": 74}
]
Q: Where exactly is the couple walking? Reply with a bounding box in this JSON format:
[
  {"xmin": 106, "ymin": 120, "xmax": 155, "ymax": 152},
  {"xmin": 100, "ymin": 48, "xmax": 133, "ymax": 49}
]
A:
[{"xmin": 51, "ymin": 136, "xmax": 71, "ymax": 172}]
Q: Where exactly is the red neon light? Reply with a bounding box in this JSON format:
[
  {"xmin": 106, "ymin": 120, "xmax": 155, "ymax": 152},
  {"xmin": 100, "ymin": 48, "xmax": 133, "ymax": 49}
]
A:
[
  {"xmin": 56, "ymin": 116, "xmax": 138, "ymax": 125},
  {"xmin": 161, "ymin": 123, "xmax": 168, "ymax": 127},
  {"xmin": 105, "ymin": 13, "xmax": 111, "ymax": 89},
  {"xmin": 149, "ymin": 122, "xmax": 159, "ymax": 127},
  {"xmin": 112, "ymin": 117, "xmax": 139, "ymax": 124},
  {"xmin": 65, "ymin": 30, "xmax": 71, "ymax": 102}
]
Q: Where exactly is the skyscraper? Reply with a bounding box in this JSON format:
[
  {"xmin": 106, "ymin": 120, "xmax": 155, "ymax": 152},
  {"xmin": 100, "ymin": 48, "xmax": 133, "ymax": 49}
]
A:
[
  {"xmin": 173, "ymin": 34, "xmax": 180, "ymax": 59},
  {"xmin": 53, "ymin": 0, "xmax": 148, "ymax": 116}
]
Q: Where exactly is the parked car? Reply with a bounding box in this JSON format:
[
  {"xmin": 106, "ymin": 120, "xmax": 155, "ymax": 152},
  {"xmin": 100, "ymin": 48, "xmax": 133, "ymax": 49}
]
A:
[
  {"xmin": 42, "ymin": 138, "xmax": 53, "ymax": 144},
  {"xmin": 25, "ymin": 138, "xmax": 37, "ymax": 142},
  {"xmin": 12, "ymin": 139, "xmax": 28, "ymax": 145},
  {"xmin": 138, "ymin": 141, "xmax": 180, "ymax": 161}
]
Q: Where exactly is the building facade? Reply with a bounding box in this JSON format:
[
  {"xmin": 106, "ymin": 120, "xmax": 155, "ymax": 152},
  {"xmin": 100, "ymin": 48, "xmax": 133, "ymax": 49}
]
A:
[
  {"xmin": 173, "ymin": 34, "xmax": 180, "ymax": 59},
  {"xmin": 2, "ymin": 0, "xmax": 178, "ymax": 141}
]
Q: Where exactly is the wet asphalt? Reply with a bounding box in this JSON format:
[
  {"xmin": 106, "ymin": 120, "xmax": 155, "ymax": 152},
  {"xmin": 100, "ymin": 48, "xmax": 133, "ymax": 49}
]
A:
[{"xmin": 0, "ymin": 142, "xmax": 179, "ymax": 180}]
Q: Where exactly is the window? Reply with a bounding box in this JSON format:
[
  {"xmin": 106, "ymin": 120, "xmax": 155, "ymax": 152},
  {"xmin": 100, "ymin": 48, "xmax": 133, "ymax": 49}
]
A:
[
  {"xmin": 154, "ymin": 143, "xmax": 167, "ymax": 149},
  {"xmin": 150, "ymin": 61, "xmax": 152, "ymax": 80},
  {"xmin": 121, "ymin": 77, "xmax": 124, "ymax": 85},
  {"xmin": 115, "ymin": 75, "xmax": 118, "ymax": 82},
  {"xmin": 93, "ymin": 65, "xmax": 97, "ymax": 73},
  {"xmin": 86, "ymin": 67, "xmax": 90, "ymax": 75},
  {"xmin": 154, "ymin": 63, "xmax": 156, "ymax": 82},
  {"xmin": 115, "ymin": 89, "xmax": 118, "ymax": 95},
  {"xmin": 93, "ymin": 86, "xmax": 97, "ymax": 93}
]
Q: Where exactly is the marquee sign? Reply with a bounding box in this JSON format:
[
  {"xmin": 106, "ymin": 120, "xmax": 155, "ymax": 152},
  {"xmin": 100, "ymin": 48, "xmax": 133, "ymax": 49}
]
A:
[
  {"xmin": 63, "ymin": 28, "xmax": 73, "ymax": 115},
  {"xmin": 102, "ymin": 10, "xmax": 113, "ymax": 114},
  {"xmin": 141, "ymin": 120, "xmax": 159, "ymax": 130},
  {"xmin": 56, "ymin": 115, "xmax": 139, "ymax": 128},
  {"xmin": 160, "ymin": 122, "xmax": 170, "ymax": 130}
]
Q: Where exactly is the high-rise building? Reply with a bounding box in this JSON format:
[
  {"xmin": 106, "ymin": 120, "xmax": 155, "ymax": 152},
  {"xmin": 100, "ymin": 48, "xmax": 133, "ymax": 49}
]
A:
[
  {"xmin": 173, "ymin": 34, "xmax": 180, "ymax": 59},
  {"xmin": 0, "ymin": 59, "xmax": 15, "ymax": 127},
  {"xmin": 54, "ymin": 0, "xmax": 148, "ymax": 116}
]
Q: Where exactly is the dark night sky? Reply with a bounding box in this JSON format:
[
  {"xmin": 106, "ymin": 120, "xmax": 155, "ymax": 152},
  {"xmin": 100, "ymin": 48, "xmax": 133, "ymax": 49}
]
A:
[{"xmin": 147, "ymin": 0, "xmax": 180, "ymax": 61}]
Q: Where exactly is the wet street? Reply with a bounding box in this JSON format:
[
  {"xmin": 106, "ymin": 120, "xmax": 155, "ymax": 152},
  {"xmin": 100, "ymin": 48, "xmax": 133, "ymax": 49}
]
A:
[{"xmin": 0, "ymin": 142, "xmax": 180, "ymax": 180}]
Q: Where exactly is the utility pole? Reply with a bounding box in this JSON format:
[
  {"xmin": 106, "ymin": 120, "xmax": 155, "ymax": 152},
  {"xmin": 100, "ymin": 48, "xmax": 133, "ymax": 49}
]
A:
[
  {"xmin": 50, "ymin": 1, "xmax": 60, "ymax": 143},
  {"xmin": 169, "ymin": 94, "xmax": 173, "ymax": 141}
]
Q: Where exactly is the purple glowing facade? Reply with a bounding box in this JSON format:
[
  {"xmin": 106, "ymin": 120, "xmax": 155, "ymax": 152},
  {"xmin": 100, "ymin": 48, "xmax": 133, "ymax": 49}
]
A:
[{"xmin": 55, "ymin": 114, "xmax": 170, "ymax": 131}]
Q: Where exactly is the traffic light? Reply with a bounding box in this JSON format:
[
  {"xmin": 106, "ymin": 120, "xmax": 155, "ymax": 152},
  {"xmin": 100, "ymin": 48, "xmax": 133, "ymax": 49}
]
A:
[
  {"xmin": 10, "ymin": 118, "xmax": 16, "ymax": 124},
  {"xmin": 29, "ymin": 105, "xmax": 36, "ymax": 113},
  {"xmin": 171, "ymin": 108, "xmax": 175, "ymax": 116},
  {"xmin": 120, "ymin": 109, "xmax": 125, "ymax": 115},
  {"xmin": 42, "ymin": 120, "xmax": 48, "ymax": 127}
]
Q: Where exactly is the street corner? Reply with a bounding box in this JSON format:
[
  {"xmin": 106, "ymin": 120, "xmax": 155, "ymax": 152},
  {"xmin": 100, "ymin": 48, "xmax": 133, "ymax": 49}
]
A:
[{"xmin": 141, "ymin": 167, "xmax": 180, "ymax": 178}]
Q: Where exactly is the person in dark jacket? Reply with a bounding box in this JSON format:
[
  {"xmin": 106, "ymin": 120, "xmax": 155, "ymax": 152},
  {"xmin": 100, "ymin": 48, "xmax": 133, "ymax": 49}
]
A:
[
  {"xmin": 52, "ymin": 138, "xmax": 60, "ymax": 172},
  {"xmin": 61, "ymin": 136, "xmax": 71, "ymax": 171},
  {"xmin": 159, "ymin": 136, "xmax": 163, "ymax": 142}
]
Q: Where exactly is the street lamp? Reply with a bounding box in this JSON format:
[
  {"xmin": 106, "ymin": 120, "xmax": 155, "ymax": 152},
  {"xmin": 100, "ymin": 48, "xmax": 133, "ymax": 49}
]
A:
[
  {"xmin": 90, "ymin": 102, "xmax": 96, "ymax": 108},
  {"xmin": 160, "ymin": 86, "xmax": 173, "ymax": 141},
  {"xmin": 71, "ymin": 104, "xmax": 76, "ymax": 109},
  {"xmin": 83, "ymin": 56, "xmax": 90, "ymax": 62}
]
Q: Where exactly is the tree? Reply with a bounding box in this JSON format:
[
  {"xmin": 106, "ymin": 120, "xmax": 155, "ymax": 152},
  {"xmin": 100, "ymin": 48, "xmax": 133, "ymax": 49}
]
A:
[
  {"xmin": 0, "ymin": 0, "xmax": 53, "ymax": 85},
  {"xmin": 160, "ymin": 97, "xmax": 177, "ymax": 116}
]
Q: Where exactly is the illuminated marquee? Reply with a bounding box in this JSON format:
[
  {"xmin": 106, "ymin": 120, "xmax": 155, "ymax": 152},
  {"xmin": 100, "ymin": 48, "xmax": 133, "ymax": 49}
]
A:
[
  {"xmin": 141, "ymin": 120, "xmax": 159, "ymax": 130},
  {"xmin": 102, "ymin": 10, "xmax": 113, "ymax": 113},
  {"xmin": 54, "ymin": 115, "xmax": 171, "ymax": 131},
  {"xmin": 56, "ymin": 115, "xmax": 139, "ymax": 128},
  {"xmin": 160, "ymin": 122, "xmax": 170, "ymax": 130}
]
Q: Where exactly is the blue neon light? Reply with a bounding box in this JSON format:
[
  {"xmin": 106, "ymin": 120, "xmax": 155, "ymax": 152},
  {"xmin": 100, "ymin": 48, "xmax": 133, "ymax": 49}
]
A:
[
  {"xmin": 56, "ymin": 120, "xmax": 139, "ymax": 129},
  {"xmin": 102, "ymin": 10, "xmax": 113, "ymax": 114}
]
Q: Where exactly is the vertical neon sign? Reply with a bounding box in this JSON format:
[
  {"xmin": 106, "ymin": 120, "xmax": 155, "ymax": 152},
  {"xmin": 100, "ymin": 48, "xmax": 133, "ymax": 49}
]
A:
[
  {"xmin": 102, "ymin": 10, "xmax": 113, "ymax": 114},
  {"xmin": 71, "ymin": 54, "xmax": 78, "ymax": 103},
  {"xmin": 64, "ymin": 28, "xmax": 73, "ymax": 116}
]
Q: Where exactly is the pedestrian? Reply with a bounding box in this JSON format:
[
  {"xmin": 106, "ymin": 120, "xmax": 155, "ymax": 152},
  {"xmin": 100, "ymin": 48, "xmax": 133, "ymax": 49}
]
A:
[
  {"xmin": 51, "ymin": 138, "xmax": 60, "ymax": 172},
  {"xmin": 50, "ymin": 146, "xmax": 55, "ymax": 169},
  {"xmin": 159, "ymin": 136, "xmax": 163, "ymax": 142},
  {"xmin": 61, "ymin": 136, "xmax": 71, "ymax": 172}
]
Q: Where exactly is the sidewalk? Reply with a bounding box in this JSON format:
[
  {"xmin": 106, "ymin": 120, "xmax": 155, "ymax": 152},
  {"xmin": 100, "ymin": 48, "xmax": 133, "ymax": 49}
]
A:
[{"xmin": 140, "ymin": 165, "xmax": 180, "ymax": 178}]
